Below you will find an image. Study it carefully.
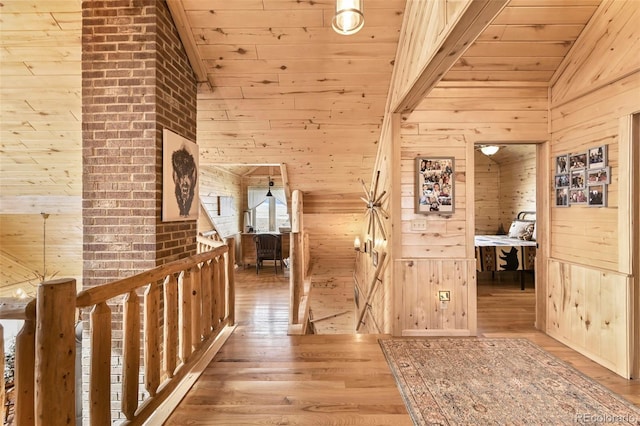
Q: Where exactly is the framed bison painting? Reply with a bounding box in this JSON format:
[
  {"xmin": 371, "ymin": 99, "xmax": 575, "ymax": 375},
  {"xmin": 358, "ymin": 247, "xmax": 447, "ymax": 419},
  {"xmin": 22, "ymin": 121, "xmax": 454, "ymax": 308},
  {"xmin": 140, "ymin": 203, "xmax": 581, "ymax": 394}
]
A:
[{"xmin": 162, "ymin": 128, "xmax": 199, "ymax": 222}]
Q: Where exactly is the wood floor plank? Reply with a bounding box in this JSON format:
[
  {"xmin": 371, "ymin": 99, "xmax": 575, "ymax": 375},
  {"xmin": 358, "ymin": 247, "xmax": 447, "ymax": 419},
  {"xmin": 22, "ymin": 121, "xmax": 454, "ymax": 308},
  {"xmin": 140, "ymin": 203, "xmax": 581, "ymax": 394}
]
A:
[{"xmin": 165, "ymin": 267, "xmax": 639, "ymax": 425}]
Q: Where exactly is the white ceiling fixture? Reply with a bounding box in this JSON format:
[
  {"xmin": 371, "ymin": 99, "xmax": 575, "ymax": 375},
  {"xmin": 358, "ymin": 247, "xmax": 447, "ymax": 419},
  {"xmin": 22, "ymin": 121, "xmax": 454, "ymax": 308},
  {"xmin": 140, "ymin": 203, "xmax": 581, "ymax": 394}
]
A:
[
  {"xmin": 480, "ymin": 145, "xmax": 500, "ymax": 156},
  {"xmin": 332, "ymin": 0, "xmax": 364, "ymax": 35}
]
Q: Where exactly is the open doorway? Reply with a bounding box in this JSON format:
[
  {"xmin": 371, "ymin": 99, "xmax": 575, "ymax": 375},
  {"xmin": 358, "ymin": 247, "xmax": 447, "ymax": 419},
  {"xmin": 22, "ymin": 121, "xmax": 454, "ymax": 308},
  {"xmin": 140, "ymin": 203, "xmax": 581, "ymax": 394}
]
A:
[{"xmin": 474, "ymin": 143, "xmax": 538, "ymax": 335}]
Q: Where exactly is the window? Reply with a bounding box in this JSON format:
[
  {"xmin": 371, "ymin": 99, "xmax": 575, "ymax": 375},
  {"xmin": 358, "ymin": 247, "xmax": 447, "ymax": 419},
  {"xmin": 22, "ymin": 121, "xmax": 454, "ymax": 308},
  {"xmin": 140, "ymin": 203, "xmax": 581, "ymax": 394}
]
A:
[{"xmin": 248, "ymin": 186, "xmax": 289, "ymax": 232}]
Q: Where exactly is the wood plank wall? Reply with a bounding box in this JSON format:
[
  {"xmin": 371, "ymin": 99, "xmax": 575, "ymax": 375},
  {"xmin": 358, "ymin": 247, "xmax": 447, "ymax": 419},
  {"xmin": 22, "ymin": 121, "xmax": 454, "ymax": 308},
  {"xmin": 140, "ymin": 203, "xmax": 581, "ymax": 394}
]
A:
[
  {"xmin": 547, "ymin": 259, "xmax": 631, "ymax": 377},
  {"xmin": 547, "ymin": 0, "xmax": 639, "ymax": 377},
  {"xmin": 198, "ymin": 167, "xmax": 243, "ymax": 259},
  {"xmin": 391, "ymin": 83, "xmax": 548, "ymax": 336},
  {"xmin": 474, "ymin": 153, "xmax": 500, "ymax": 234},
  {"xmin": 498, "ymin": 149, "xmax": 537, "ymax": 228},
  {"xmin": 355, "ymin": 120, "xmax": 394, "ymax": 334}
]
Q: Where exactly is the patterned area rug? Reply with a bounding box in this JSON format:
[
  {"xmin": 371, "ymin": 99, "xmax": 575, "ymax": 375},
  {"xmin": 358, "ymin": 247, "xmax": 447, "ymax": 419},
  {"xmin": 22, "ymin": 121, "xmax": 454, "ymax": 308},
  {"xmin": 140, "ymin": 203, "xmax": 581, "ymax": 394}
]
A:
[{"xmin": 379, "ymin": 338, "xmax": 640, "ymax": 425}]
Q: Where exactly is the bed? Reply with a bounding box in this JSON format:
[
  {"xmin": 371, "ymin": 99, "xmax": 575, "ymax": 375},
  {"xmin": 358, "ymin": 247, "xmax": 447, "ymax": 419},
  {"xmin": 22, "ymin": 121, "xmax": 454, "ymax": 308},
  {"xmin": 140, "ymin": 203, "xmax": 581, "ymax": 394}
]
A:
[{"xmin": 475, "ymin": 211, "xmax": 537, "ymax": 290}]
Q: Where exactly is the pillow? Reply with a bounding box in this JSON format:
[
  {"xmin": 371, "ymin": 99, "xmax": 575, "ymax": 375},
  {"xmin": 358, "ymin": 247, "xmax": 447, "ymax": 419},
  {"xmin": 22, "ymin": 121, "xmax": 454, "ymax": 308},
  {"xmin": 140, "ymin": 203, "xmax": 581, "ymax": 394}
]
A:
[
  {"xmin": 508, "ymin": 220, "xmax": 535, "ymax": 240},
  {"xmin": 532, "ymin": 222, "xmax": 537, "ymax": 241}
]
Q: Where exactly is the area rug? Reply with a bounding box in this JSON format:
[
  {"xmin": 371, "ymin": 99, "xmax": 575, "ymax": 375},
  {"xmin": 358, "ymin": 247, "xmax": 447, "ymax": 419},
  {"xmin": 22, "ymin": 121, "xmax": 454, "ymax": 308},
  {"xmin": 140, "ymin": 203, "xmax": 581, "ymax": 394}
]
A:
[{"xmin": 379, "ymin": 338, "xmax": 640, "ymax": 425}]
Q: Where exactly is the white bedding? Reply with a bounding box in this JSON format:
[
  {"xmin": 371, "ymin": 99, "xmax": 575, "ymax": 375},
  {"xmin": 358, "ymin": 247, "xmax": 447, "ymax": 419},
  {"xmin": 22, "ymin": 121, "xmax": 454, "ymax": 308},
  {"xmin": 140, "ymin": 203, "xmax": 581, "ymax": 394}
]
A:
[{"xmin": 474, "ymin": 235, "xmax": 536, "ymax": 247}]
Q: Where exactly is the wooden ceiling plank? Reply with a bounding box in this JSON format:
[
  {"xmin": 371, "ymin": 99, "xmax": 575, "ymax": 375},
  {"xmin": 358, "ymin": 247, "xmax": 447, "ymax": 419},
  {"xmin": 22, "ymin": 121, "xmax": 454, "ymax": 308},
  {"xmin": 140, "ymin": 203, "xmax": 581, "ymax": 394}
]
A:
[
  {"xmin": 255, "ymin": 43, "xmax": 399, "ymax": 60},
  {"xmin": 198, "ymin": 44, "xmax": 259, "ymax": 60},
  {"xmin": 442, "ymin": 70, "xmax": 555, "ymax": 82},
  {"xmin": 0, "ymin": 62, "xmax": 33, "ymax": 76},
  {"xmin": 186, "ymin": 10, "xmax": 323, "ymax": 28},
  {"xmin": 198, "ymin": 98, "xmax": 295, "ymax": 110},
  {"xmin": 0, "ymin": 12, "xmax": 59, "ymax": 30},
  {"xmin": 277, "ymin": 73, "xmax": 392, "ymax": 87},
  {"xmin": 0, "ymin": 31, "xmax": 80, "ymax": 47},
  {"xmin": 0, "ymin": 196, "xmax": 81, "ymax": 214},
  {"xmin": 464, "ymin": 41, "xmax": 572, "ymax": 57},
  {"xmin": 492, "ymin": 6, "xmax": 599, "ymax": 25},
  {"xmin": 181, "ymin": 0, "xmax": 264, "ymax": 10},
  {"xmin": 23, "ymin": 60, "xmax": 80, "ymax": 75},
  {"xmin": 196, "ymin": 26, "xmax": 401, "ymax": 45},
  {"xmin": 0, "ymin": 46, "xmax": 80, "ymax": 62},
  {"xmin": 499, "ymin": 24, "xmax": 587, "ymax": 41},
  {"xmin": 225, "ymin": 109, "xmax": 332, "ymax": 120},
  {"xmin": 452, "ymin": 56, "xmax": 563, "ymax": 71},
  {"xmin": 0, "ymin": 1, "xmax": 82, "ymax": 13},
  {"xmin": 240, "ymin": 85, "xmax": 390, "ymax": 98},
  {"xmin": 166, "ymin": 0, "xmax": 210, "ymax": 84},
  {"xmin": 207, "ymin": 58, "xmax": 395, "ymax": 74},
  {"xmin": 261, "ymin": 0, "xmax": 405, "ymax": 10},
  {"xmin": 294, "ymin": 96, "xmax": 386, "ymax": 111}
]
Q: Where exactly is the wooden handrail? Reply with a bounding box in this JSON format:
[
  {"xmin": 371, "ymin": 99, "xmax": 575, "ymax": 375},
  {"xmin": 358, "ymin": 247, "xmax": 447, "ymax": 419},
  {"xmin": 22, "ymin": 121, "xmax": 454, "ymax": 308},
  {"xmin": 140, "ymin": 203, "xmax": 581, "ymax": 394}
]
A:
[{"xmin": 1, "ymin": 238, "xmax": 237, "ymax": 425}]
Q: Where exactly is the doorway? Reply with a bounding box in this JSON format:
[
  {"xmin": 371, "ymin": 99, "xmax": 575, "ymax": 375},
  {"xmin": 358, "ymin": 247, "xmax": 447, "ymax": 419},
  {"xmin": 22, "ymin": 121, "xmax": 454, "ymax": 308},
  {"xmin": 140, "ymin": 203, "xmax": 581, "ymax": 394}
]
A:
[{"xmin": 474, "ymin": 143, "xmax": 538, "ymax": 334}]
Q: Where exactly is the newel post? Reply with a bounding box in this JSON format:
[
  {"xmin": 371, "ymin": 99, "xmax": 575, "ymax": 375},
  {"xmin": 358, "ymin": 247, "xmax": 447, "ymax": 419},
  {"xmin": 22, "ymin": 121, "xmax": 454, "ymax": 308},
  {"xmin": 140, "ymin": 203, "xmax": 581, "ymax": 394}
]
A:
[
  {"xmin": 226, "ymin": 237, "xmax": 236, "ymax": 324},
  {"xmin": 35, "ymin": 278, "xmax": 77, "ymax": 426}
]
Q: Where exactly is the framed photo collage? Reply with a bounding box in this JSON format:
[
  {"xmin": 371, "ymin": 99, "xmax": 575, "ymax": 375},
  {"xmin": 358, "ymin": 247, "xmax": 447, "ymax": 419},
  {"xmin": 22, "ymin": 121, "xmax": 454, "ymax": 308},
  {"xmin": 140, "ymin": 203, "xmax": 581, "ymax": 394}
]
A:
[{"xmin": 554, "ymin": 145, "xmax": 609, "ymax": 208}]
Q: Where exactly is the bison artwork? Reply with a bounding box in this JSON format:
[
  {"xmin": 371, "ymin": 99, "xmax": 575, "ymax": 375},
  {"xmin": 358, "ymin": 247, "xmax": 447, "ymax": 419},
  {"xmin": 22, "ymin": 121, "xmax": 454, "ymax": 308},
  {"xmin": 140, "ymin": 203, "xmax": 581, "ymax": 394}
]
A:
[{"xmin": 172, "ymin": 147, "xmax": 197, "ymax": 217}]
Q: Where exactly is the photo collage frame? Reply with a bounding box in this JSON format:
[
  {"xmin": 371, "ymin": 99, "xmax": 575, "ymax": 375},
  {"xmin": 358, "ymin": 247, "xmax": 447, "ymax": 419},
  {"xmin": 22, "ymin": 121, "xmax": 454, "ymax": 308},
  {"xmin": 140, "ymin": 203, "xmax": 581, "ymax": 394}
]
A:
[{"xmin": 554, "ymin": 145, "xmax": 609, "ymax": 207}]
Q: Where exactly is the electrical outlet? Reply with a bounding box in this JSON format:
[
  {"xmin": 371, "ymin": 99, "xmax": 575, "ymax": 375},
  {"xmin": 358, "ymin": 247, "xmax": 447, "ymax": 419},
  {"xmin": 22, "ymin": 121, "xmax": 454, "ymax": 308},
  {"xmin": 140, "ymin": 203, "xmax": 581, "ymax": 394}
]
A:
[
  {"xmin": 440, "ymin": 301, "xmax": 449, "ymax": 310},
  {"xmin": 411, "ymin": 219, "xmax": 427, "ymax": 231}
]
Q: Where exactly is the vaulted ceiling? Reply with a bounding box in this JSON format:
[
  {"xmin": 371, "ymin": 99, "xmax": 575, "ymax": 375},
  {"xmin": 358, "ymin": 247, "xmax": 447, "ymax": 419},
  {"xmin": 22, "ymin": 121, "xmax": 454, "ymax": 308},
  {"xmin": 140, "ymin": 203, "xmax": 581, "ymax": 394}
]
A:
[{"xmin": 0, "ymin": 0, "xmax": 602, "ymax": 292}]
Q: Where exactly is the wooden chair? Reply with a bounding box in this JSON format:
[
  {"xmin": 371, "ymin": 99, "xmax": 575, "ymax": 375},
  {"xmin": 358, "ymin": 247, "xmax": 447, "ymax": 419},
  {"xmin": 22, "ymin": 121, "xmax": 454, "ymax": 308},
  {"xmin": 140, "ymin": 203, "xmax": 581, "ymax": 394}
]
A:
[{"xmin": 253, "ymin": 233, "xmax": 282, "ymax": 274}]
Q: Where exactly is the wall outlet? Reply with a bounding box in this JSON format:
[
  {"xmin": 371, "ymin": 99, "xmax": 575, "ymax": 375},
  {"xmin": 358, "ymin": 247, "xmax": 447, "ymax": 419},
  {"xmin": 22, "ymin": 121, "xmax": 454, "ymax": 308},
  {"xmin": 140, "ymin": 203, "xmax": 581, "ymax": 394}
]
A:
[
  {"xmin": 440, "ymin": 301, "xmax": 449, "ymax": 310},
  {"xmin": 411, "ymin": 219, "xmax": 427, "ymax": 231}
]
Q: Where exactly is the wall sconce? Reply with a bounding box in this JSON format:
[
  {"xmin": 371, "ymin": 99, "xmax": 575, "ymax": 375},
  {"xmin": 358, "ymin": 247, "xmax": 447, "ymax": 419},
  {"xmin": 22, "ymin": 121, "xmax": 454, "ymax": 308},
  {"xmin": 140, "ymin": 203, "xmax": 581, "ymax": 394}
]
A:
[
  {"xmin": 438, "ymin": 290, "xmax": 451, "ymax": 302},
  {"xmin": 354, "ymin": 236, "xmax": 361, "ymax": 251},
  {"xmin": 332, "ymin": 0, "xmax": 364, "ymax": 35},
  {"xmin": 480, "ymin": 145, "xmax": 500, "ymax": 156}
]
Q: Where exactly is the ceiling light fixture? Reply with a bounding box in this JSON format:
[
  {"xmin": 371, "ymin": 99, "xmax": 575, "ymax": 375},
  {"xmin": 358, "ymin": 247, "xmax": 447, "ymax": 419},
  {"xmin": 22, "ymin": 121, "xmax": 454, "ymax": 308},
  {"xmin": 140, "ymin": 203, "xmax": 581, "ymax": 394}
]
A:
[
  {"xmin": 332, "ymin": 0, "xmax": 364, "ymax": 35},
  {"xmin": 480, "ymin": 145, "xmax": 500, "ymax": 156}
]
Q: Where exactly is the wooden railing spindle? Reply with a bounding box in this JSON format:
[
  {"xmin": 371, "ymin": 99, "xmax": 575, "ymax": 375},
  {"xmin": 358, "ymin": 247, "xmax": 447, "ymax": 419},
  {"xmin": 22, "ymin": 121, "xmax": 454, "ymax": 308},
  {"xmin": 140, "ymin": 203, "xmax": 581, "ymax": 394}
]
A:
[
  {"xmin": 14, "ymin": 299, "xmax": 36, "ymax": 426},
  {"xmin": 163, "ymin": 274, "xmax": 178, "ymax": 378},
  {"xmin": 226, "ymin": 238, "xmax": 236, "ymax": 324},
  {"xmin": 144, "ymin": 282, "xmax": 161, "ymax": 396},
  {"xmin": 190, "ymin": 266, "xmax": 202, "ymax": 350},
  {"xmin": 178, "ymin": 272, "xmax": 192, "ymax": 363},
  {"xmin": 122, "ymin": 290, "xmax": 140, "ymax": 420},
  {"xmin": 212, "ymin": 258, "xmax": 221, "ymax": 330},
  {"xmin": 90, "ymin": 302, "xmax": 112, "ymax": 426},
  {"xmin": 201, "ymin": 260, "xmax": 213, "ymax": 338}
]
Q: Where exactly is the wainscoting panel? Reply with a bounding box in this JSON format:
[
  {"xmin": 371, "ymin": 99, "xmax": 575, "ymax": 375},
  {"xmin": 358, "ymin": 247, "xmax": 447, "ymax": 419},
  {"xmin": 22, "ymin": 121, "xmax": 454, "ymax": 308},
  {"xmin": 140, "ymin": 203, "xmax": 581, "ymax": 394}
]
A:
[
  {"xmin": 547, "ymin": 259, "xmax": 631, "ymax": 378},
  {"xmin": 395, "ymin": 258, "xmax": 476, "ymax": 336}
]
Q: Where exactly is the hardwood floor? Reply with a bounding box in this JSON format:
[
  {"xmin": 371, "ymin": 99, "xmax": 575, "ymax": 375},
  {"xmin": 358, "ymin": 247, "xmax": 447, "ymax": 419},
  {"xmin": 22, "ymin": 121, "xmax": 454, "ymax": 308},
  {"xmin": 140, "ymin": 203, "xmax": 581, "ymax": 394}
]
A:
[{"xmin": 165, "ymin": 267, "xmax": 639, "ymax": 425}]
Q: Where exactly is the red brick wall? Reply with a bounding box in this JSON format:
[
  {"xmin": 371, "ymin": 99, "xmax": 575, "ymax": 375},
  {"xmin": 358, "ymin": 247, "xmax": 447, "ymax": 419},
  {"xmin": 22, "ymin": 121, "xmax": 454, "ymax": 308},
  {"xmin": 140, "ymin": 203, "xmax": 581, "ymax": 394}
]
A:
[
  {"xmin": 81, "ymin": 1, "xmax": 197, "ymax": 421},
  {"xmin": 82, "ymin": 0, "xmax": 197, "ymax": 290},
  {"xmin": 155, "ymin": 0, "xmax": 198, "ymax": 263}
]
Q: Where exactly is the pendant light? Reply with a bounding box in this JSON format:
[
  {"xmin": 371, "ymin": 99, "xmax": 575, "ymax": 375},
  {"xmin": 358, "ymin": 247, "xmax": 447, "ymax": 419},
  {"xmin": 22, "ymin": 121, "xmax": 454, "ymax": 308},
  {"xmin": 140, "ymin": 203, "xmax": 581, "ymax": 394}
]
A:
[
  {"xmin": 332, "ymin": 0, "xmax": 364, "ymax": 35},
  {"xmin": 266, "ymin": 177, "xmax": 273, "ymax": 197}
]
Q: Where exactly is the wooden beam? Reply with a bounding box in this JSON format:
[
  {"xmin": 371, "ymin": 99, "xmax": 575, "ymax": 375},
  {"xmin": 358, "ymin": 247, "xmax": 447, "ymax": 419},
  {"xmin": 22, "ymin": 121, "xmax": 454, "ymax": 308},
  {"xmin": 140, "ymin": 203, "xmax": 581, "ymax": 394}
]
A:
[
  {"xmin": 280, "ymin": 163, "xmax": 291, "ymax": 201},
  {"xmin": 166, "ymin": 0, "xmax": 211, "ymax": 86},
  {"xmin": 393, "ymin": 0, "xmax": 509, "ymax": 113}
]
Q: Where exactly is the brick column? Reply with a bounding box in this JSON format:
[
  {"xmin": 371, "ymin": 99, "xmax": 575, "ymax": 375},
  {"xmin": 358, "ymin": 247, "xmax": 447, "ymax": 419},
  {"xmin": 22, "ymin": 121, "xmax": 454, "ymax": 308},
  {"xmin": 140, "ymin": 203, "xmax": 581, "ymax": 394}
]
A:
[
  {"xmin": 82, "ymin": 0, "xmax": 197, "ymax": 288},
  {"xmin": 81, "ymin": 1, "xmax": 197, "ymax": 422}
]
